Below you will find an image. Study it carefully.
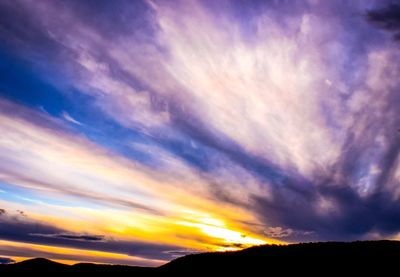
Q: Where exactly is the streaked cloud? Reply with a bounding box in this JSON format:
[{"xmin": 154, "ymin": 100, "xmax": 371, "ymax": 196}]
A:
[
  {"xmin": 61, "ymin": 112, "xmax": 83, "ymax": 126},
  {"xmin": 0, "ymin": 0, "xmax": 399, "ymax": 265},
  {"xmin": 0, "ymin": 99, "xmax": 272, "ymax": 263}
]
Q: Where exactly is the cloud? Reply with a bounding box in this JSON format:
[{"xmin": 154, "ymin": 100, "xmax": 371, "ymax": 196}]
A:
[
  {"xmin": 162, "ymin": 249, "xmax": 201, "ymax": 259},
  {"xmin": 0, "ymin": 208, "xmax": 189, "ymax": 261},
  {"xmin": 0, "ymin": 99, "xmax": 269, "ymax": 261},
  {"xmin": 30, "ymin": 233, "xmax": 104, "ymax": 242},
  {"xmin": 367, "ymin": 4, "xmax": 400, "ymax": 40},
  {"xmin": 61, "ymin": 112, "xmax": 83, "ymax": 126},
  {"xmin": 142, "ymin": 0, "xmax": 400, "ymax": 241},
  {"xmin": 264, "ymin": 227, "xmax": 295, "ymax": 239},
  {"xmin": 0, "ymin": 257, "xmax": 15, "ymax": 264},
  {"xmin": 0, "ymin": 98, "xmax": 250, "ymax": 222},
  {"xmin": 0, "ymin": 99, "xmax": 174, "ymax": 215}
]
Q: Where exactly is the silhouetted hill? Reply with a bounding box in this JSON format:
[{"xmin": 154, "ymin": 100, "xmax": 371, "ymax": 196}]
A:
[
  {"xmin": 0, "ymin": 257, "xmax": 69, "ymax": 273},
  {"xmin": 1, "ymin": 241, "xmax": 400, "ymax": 275},
  {"xmin": 0, "ymin": 257, "xmax": 153, "ymax": 275},
  {"xmin": 13, "ymin": 257, "xmax": 67, "ymax": 270},
  {"xmin": 160, "ymin": 240, "xmax": 400, "ymax": 274}
]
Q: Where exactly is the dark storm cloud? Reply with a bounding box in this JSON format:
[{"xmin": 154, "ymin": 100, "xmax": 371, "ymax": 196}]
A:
[
  {"xmin": 253, "ymin": 58, "xmax": 400, "ymax": 241},
  {"xmin": 0, "ymin": 1, "xmax": 67, "ymax": 67},
  {"xmin": 367, "ymin": 4, "xmax": 400, "ymax": 40},
  {"xmin": 0, "ymin": 209, "xmax": 187, "ymax": 260},
  {"xmin": 254, "ymin": 182, "xmax": 400, "ymax": 241}
]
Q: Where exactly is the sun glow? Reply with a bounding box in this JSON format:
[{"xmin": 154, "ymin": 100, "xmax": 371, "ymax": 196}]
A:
[{"xmin": 178, "ymin": 211, "xmax": 266, "ymax": 249}]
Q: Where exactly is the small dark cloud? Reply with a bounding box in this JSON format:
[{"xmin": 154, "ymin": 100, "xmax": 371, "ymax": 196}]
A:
[
  {"xmin": 30, "ymin": 233, "xmax": 105, "ymax": 242},
  {"xmin": 218, "ymin": 243, "xmax": 246, "ymax": 249},
  {"xmin": 367, "ymin": 4, "xmax": 400, "ymax": 40},
  {"xmin": 0, "ymin": 208, "xmax": 5, "ymax": 215},
  {"xmin": 264, "ymin": 227, "xmax": 294, "ymax": 239},
  {"xmin": 163, "ymin": 249, "xmax": 201, "ymax": 259},
  {"xmin": 264, "ymin": 226, "xmax": 314, "ymax": 239},
  {"xmin": 0, "ymin": 257, "xmax": 15, "ymax": 264},
  {"xmin": 16, "ymin": 210, "xmax": 26, "ymax": 217}
]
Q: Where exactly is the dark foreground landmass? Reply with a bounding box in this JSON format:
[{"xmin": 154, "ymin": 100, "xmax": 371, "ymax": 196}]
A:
[{"xmin": 1, "ymin": 240, "xmax": 399, "ymax": 275}]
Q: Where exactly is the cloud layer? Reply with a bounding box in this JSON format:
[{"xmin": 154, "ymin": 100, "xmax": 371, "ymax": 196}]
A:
[{"xmin": 0, "ymin": 0, "xmax": 400, "ymax": 265}]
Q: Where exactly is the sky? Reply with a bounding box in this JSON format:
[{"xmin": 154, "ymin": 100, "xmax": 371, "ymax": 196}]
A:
[{"xmin": 0, "ymin": 0, "xmax": 400, "ymax": 266}]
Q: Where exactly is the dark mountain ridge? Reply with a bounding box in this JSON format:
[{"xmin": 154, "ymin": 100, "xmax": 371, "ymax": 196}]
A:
[{"xmin": 1, "ymin": 240, "xmax": 399, "ymax": 275}]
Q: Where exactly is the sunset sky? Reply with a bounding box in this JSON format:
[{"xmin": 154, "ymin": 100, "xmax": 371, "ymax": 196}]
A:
[{"xmin": 1, "ymin": 0, "xmax": 400, "ymax": 266}]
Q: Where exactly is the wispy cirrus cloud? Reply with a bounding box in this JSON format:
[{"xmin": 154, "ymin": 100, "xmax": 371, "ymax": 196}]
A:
[{"xmin": 61, "ymin": 112, "xmax": 83, "ymax": 126}]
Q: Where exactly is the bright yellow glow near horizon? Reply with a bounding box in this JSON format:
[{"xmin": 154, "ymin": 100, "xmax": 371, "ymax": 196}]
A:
[
  {"xmin": 0, "ymin": 200, "xmax": 281, "ymax": 265},
  {"xmin": 177, "ymin": 211, "xmax": 270, "ymax": 250},
  {"xmin": 0, "ymin": 97, "xmax": 285, "ymax": 266}
]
